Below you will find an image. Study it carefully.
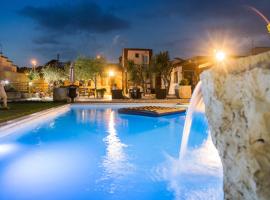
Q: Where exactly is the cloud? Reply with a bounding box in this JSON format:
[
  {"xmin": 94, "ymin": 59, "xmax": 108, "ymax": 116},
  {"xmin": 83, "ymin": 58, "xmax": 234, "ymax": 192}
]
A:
[
  {"xmin": 139, "ymin": 0, "xmax": 270, "ymax": 35},
  {"xmin": 19, "ymin": 2, "xmax": 130, "ymax": 34},
  {"xmin": 112, "ymin": 34, "xmax": 127, "ymax": 46},
  {"xmin": 141, "ymin": 0, "xmax": 270, "ymax": 19},
  {"xmin": 33, "ymin": 35, "xmax": 62, "ymax": 45},
  {"xmin": 32, "ymin": 45, "xmax": 77, "ymax": 62}
]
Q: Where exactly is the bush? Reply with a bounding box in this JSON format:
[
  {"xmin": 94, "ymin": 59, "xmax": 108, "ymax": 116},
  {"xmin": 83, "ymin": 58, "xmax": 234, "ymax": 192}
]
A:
[
  {"xmin": 96, "ymin": 88, "xmax": 106, "ymax": 98},
  {"xmin": 96, "ymin": 88, "xmax": 106, "ymax": 93},
  {"xmin": 4, "ymin": 85, "xmax": 17, "ymax": 92},
  {"xmin": 179, "ymin": 79, "xmax": 190, "ymax": 86}
]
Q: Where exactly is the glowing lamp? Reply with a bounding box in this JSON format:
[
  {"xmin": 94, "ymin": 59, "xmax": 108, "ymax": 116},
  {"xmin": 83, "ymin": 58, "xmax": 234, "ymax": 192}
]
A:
[
  {"xmin": 108, "ymin": 70, "xmax": 115, "ymax": 77},
  {"xmin": 29, "ymin": 82, "xmax": 33, "ymax": 86},
  {"xmin": 267, "ymin": 24, "xmax": 270, "ymax": 33},
  {"xmin": 31, "ymin": 59, "xmax": 37, "ymax": 66},
  {"xmin": 215, "ymin": 50, "xmax": 226, "ymax": 62},
  {"xmin": 4, "ymin": 80, "xmax": 9, "ymax": 85}
]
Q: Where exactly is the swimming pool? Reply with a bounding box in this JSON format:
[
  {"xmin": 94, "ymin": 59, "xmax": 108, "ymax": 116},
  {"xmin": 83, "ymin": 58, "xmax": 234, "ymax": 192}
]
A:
[{"xmin": 0, "ymin": 104, "xmax": 223, "ymax": 200}]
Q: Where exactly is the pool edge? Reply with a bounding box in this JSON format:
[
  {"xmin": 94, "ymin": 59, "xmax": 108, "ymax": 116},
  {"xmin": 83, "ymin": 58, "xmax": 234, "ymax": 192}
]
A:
[{"xmin": 0, "ymin": 104, "xmax": 71, "ymax": 137}]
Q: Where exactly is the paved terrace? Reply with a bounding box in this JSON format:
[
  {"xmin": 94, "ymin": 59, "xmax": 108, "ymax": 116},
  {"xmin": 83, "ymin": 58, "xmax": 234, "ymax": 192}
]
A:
[
  {"xmin": 7, "ymin": 95, "xmax": 190, "ymax": 104},
  {"xmin": 76, "ymin": 98, "xmax": 190, "ymax": 104},
  {"xmin": 76, "ymin": 94, "xmax": 190, "ymax": 104}
]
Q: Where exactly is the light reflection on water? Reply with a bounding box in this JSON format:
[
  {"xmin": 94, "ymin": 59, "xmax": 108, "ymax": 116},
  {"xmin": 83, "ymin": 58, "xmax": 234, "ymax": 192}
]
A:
[
  {"xmin": 0, "ymin": 143, "xmax": 19, "ymax": 158},
  {"xmin": 99, "ymin": 110, "xmax": 134, "ymax": 193},
  {"xmin": 0, "ymin": 106, "xmax": 223, "ymax": 200}
]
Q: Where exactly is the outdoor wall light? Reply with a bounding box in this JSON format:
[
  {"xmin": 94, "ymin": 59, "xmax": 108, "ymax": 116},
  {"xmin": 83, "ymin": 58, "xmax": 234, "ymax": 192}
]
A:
[{"xmin": 108, "ymin": 70, "xmax": 115, "ymax": 77}]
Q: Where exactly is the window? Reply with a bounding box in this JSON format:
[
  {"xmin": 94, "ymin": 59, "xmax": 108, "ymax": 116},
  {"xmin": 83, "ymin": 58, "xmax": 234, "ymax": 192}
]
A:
[
  {"xmin": 135, "ymin": 53, "xmax": 139, "ymax": 58},
  {"xmin": 174, "ymin": 71, "xmax": 178, "ymax": 83},
  {"xmin": 142, "ymin": 55, "xmax": 148, "ymax": 64}
]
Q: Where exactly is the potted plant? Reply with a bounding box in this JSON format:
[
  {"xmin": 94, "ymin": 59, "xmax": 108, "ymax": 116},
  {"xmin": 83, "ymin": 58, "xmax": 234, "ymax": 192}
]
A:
[
  {"xmin": 156, "ymin": 88, "xmax": 167, "ymax": 99},
  {"xmin": 53, "ymin": 85, "xmax": 68, "ymax": 102},
  {"xmin": 96, "ymin": 88, "xmax": 106, "ymax": 98},
  {"xmin": 175, "ymin": 79, "xmax": 192, "ymax": 99}
]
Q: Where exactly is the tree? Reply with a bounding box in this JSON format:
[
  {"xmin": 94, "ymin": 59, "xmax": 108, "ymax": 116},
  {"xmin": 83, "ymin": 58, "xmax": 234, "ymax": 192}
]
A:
[
  {"xmin": 42, "ymin": 65, "xmax": 67, "ymax": 85},
  {"xmin": 28, "ymin": 69, "xmax": 40, "ymax": 81},
  {"xmin": 127, "ymin": 60, "xmax": 150, "ymax": 93},
  {"xmin": 152, "ymin": 51, "xmax": 173, "ymax": 93},
  {"xmin": 74, "ymin": 56, "xmax": 106, "ymax": 91}
]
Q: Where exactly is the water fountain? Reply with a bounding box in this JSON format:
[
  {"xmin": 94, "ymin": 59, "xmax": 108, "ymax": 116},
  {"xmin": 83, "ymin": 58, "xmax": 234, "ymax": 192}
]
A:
[
  {"xmin": 179, "ymin": 81, "xmax": 205, "ymax": 161},
  {"xmin": 196, "ymin": 51, "xmax": 270, "ymax": 200}
]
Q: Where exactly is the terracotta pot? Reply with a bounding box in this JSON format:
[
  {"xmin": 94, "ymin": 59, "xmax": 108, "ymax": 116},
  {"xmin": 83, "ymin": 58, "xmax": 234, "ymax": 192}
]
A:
[{"xmin": 176, "ymin": 86, "xmax": 191, "ymax": 99}]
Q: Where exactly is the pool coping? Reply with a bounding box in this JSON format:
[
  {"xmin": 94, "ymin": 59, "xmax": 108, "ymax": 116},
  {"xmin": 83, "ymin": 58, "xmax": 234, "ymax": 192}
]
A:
[
  {"xmin": 0, "ymin": 104, "xmax": 71, "ymax": 133},
  {"xmin": 0, "ymin": 102, "xmax": 188, "ymax": 137}
]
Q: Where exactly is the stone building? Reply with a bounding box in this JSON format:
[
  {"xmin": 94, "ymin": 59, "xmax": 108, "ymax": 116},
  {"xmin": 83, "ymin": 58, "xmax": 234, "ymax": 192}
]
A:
[
  {"xmin": 120, "ymin": 48, "xmax": 153, "ymax": 93},
  {"xmin": 168, "ymin": 56, "xmax": 212, "ymax": 95},
  {"xmin": 0, "ymin": 54, "xmax": 17, "ymax": 73},
  {"xmin": 0, "ymin": 54, "xmax": 28, "ymax": 91}
]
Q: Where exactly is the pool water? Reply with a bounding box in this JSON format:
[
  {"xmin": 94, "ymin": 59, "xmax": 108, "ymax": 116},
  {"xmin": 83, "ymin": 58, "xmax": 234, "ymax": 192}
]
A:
[{"xmin": 0, "ymin": 105, "xmax": 223, "ymax": 200}]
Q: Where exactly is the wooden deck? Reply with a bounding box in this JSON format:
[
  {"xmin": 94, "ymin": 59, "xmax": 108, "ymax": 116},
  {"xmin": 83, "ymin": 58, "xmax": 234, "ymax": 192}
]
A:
[{"xmin": 118, "ymin": 106, "xmax": 186, "ymax": 117}]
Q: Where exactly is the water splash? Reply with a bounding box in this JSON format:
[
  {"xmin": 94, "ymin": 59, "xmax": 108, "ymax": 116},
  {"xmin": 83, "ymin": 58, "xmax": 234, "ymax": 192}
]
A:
[
  {"xmin": 157, "ymin": 135, "xmax": 223, "ymax": 200},
  {"xmin": 179, "ymin": 81, "xmax": 205, "ymax": 161}
]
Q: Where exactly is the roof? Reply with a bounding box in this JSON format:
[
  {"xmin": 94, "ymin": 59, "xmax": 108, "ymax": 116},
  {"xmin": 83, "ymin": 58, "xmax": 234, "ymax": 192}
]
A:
[
  {"xmin": 171, "ymin": 58, "xmax": 185, "ymax": 66},
  {"xmin": 251, "ymin": 47, "xmax": 270, "ymax": 55},
  {"xmin": 123, "ymin": 48, "xmax": 152, "ymax": 52},
  {"xmin": 45, "ymin": 59, "xmax": 66, "ymax": 68}
]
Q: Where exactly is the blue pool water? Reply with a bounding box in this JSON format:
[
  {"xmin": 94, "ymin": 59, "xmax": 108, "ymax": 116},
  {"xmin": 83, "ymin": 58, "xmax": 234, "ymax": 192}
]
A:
[{"xmin": 0, "ymin": 105, "xmax": 223, "ymax": 200}]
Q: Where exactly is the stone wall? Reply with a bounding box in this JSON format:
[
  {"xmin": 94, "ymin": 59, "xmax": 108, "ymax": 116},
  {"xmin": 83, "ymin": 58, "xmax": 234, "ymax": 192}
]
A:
[{"xmin": 201, "ymin": 51, "xmax": 270, "ymax": 200}]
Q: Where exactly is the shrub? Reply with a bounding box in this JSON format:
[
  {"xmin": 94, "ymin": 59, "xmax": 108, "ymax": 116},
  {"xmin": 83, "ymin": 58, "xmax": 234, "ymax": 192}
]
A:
[
  {"xmin": 96, "ymin": 88, "xmax": 106, "ymax": 93},
  {"xmin": 179, "ymin": 79, "xmax": 190, "ymax": 86}
]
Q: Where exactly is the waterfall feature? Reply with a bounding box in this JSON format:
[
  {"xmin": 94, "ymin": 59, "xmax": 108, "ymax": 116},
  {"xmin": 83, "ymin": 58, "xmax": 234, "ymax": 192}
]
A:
[
  {"xmin": 179, "ymin": 81, "xmax": 205, "ymax": 161},
  {"xmin": 200, "ymin": 51, "xmax": 270, "ymax": 199}
]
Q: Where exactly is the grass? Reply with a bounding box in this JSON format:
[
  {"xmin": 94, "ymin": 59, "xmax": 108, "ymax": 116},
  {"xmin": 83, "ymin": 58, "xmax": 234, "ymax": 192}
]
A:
[{"xmin": 0, "ymin": 102, "xmax": 66, "ymax": 123}]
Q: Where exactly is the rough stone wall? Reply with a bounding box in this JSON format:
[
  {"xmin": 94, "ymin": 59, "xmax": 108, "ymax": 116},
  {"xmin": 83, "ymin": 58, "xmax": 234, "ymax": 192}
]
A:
[{"xmin": 201, "ymin": 51, "xmax": 270, "ymax": 200}]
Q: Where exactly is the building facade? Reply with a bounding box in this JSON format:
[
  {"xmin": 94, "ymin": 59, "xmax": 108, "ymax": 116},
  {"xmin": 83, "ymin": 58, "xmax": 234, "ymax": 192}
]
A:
[
  {"xmin": 168, "ymin": 56, "xmax": 212, "ymax": 95},
  {"xmin": 0, "ymin": 54, "xmax": 28, "ymax": 91},
  {"xmin": 121, "ymin": 48, "xmax": 153, "ymax": 93},
  {"xmin": 168, "ymin": 58, "xmax": 184, "ymax": 95},
  {"xmin": 0, "ymin": 54, "xmax": 17, "ymax": 73}
]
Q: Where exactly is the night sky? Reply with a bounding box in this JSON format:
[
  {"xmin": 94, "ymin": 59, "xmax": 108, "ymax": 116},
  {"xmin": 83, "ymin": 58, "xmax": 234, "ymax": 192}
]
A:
[{"xmin": 1, "ymin": 0, "xmax": 270, "ymax": 67}]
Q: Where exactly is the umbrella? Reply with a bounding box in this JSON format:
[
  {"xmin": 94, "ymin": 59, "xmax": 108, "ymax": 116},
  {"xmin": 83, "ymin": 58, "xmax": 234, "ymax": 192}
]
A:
[{"xmin": 69, "ymin": 62, "xmax": 75, "ymax": 84}]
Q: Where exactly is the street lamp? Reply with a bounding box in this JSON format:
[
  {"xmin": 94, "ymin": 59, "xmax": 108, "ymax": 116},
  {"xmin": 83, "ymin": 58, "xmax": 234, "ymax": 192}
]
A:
[
  {"xmin": 31, "ymin": 59, "xmax": 37, "ymax": 71},
  {"xmin": 96, "ymin": 55, "xmax": 101, "ymax": 59}
]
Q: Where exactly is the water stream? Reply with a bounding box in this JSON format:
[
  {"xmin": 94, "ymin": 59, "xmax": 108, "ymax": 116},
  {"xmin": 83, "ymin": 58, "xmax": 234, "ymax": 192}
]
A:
[{"xmin": 179, "ymin": 81, "xmax": 205, "ymax": 161}]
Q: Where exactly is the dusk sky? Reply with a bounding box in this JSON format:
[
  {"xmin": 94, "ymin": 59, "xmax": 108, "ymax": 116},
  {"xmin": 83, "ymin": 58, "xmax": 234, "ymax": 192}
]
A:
[{"xmin": 0, "ymin": 0, "xmax": 270, "ymax": 67}]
